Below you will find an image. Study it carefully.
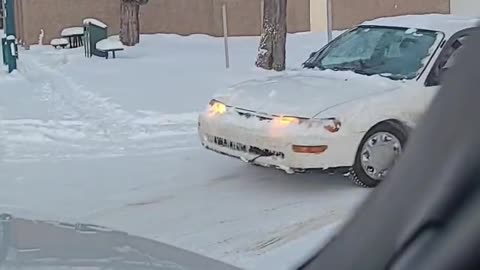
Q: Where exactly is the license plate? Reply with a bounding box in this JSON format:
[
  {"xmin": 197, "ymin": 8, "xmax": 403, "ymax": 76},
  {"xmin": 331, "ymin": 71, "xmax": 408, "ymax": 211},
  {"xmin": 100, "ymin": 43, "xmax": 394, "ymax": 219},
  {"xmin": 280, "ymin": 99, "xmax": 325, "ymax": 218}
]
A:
[{"xmin": 211, "ymin": 136, "xmax": 248, "ymax": 152}]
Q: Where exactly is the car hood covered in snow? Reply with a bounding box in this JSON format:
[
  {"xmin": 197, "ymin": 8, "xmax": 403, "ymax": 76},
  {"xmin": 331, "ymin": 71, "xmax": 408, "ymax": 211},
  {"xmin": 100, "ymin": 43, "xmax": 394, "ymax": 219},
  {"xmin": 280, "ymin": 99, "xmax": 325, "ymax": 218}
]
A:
[{"xmin": 216, "ymin": 71, "xmax": 402, "ymax": 118}]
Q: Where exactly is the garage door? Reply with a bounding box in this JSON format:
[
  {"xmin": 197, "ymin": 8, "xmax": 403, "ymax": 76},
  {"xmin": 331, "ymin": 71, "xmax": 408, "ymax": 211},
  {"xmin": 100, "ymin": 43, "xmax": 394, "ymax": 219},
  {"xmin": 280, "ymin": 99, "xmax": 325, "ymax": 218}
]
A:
[{"xmin": 451, "ymin": 0, "xmax": 480, "ymax": 16}]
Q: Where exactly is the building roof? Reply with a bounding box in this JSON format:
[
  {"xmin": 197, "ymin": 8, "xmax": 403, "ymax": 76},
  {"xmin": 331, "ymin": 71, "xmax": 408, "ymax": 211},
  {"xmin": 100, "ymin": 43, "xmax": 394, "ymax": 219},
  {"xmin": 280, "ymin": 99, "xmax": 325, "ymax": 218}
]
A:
[{"xmin": 361, "ymin": 14, "xmax": 480, "ymax": 37}]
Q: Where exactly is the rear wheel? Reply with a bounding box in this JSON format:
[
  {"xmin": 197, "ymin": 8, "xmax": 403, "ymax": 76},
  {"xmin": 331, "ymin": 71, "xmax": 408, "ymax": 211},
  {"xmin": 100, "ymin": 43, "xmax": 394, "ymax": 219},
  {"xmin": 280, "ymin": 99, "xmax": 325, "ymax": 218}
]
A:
[{"xmin": 350, "ymin": 121, "xmax": 408, "ymax": 188}]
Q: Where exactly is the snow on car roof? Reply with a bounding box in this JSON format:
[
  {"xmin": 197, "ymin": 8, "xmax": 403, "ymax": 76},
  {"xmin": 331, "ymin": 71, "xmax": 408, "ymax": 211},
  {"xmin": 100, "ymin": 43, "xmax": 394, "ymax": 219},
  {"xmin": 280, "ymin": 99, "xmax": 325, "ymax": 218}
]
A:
[{"xmin": 361, "ymin": 14, "xmax": 480, "ymax": 37}]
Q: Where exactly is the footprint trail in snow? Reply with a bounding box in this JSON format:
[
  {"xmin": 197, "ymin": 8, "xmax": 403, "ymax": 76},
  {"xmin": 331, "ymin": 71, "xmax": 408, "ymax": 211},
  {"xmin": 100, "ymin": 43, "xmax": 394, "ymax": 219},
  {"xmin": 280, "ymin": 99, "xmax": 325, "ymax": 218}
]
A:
[{"xmin": 1, "ymin": 54, "xmax": 199, "ymax": 161}]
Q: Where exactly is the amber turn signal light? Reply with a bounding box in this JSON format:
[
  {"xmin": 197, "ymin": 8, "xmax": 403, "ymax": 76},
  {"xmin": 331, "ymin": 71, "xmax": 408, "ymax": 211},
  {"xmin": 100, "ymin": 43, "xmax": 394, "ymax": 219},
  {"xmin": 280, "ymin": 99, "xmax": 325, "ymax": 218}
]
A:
[{"xmin": 292, "ymin": 145, "xmax": 328, "ymax": 154}]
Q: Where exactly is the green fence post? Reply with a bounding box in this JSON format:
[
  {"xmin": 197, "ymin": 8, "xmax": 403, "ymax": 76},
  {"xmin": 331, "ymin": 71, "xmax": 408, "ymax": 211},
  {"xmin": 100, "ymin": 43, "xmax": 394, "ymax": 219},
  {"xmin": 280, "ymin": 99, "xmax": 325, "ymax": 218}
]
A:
[
  {"xmin": 6, "ymin": 35, "xmax": 17, "ymax": 72},
  {"xmin": 4, "ymin": 0, "xmax": 17, "ymax": 73},
  {"xmin": 1, "ymin": 37, "xmax": 7, "ymax": 65}
]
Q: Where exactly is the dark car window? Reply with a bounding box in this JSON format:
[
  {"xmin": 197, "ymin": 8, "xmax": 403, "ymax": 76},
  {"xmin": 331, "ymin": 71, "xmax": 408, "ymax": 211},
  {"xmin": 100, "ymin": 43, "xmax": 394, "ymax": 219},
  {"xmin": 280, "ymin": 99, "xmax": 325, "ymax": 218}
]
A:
[
  {"xmin": 433, "ymin": 38, "xmax": 467, "ymax": 84},
  {"xmin": 426, "ymin": 29, "xmax": 480, "ymax": 86}
]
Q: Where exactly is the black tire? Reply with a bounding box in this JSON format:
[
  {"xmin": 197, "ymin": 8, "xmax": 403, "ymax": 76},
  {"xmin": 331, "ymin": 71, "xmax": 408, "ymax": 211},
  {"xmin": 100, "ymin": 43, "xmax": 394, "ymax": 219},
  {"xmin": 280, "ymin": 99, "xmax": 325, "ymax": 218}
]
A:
[{"xmin": 350, "ymin": 120, "xmax": 409, "ymax": 188}]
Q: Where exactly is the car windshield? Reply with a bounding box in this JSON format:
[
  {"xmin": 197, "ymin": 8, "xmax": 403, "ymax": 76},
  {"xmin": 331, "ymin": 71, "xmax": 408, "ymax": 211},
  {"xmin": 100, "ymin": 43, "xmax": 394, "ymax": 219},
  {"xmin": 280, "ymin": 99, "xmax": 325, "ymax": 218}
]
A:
[{"xmin": 308, "ymin": 26, "xmax": 441, "ymax": 80}]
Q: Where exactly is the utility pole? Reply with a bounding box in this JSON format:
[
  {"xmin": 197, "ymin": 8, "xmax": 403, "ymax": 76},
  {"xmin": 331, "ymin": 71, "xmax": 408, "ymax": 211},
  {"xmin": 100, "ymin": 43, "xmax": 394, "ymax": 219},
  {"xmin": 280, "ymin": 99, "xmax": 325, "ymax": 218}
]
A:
[
  {"xmin": 326, "ymin": 0, "xmax": 333, "ymax": 42},
  {"xmin": 2, "ymin": 0, "xmax": 18, "ymax": 73},
  {"xmin": 222, "ymin": 3, "xmax": 230, "ymax": 69}
]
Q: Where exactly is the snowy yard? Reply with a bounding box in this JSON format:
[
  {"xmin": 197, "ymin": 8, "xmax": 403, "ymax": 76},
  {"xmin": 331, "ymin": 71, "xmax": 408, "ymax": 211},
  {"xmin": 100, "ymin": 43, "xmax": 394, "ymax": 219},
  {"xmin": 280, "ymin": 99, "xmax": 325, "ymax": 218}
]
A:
[{"xmin": 0, "ymin": 31, "xmax": 369, "ymax": 269}]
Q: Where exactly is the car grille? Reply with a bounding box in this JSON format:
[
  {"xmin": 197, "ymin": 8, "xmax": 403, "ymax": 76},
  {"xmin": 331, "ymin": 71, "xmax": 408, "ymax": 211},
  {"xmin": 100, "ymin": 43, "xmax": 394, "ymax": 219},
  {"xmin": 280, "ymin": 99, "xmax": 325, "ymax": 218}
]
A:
[
  {"xmin": 234, "ymin": 109, "xmax": 273, "ymax": 122},
  {"xmin": 233, "ymin": 108, "xmax": 309, "ymax": 123},
  {"xmin": 206, "ymin": 135, "xmax": 285, "ymax": 159}
]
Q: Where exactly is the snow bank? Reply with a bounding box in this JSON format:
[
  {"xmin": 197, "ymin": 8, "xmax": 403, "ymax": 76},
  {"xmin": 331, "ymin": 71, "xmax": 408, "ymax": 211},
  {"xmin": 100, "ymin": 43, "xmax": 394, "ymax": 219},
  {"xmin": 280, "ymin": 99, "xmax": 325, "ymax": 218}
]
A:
[
  {"xmin": 83, "ymin": 18, "xmax": 107, "ymax": 28},
  {"xmin": 61, "ymin": 26, "xmax": 84, "ymax": 36},
  {"xmin": 96, "ymin": 36, "xmax": 125, "ymax": 51}
]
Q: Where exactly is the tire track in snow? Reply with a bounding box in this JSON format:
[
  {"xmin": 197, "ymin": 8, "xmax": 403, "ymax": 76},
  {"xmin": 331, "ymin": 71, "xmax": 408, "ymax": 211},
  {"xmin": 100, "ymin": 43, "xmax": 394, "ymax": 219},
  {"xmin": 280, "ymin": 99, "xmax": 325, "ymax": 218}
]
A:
[
  {"xmin": 248, "ymin": 215, "xmax": 338, "ymax": 254},
  {"xmin": 21, "ymin": 56, "xmax": 137, "ymax": 135},
  {"xmin": 0, "ymin": 112, "xmax": 7, "ymax": 162},
  {"xmin": 4, "ymin": 54, "xmax": 200, "ymax": 161}
]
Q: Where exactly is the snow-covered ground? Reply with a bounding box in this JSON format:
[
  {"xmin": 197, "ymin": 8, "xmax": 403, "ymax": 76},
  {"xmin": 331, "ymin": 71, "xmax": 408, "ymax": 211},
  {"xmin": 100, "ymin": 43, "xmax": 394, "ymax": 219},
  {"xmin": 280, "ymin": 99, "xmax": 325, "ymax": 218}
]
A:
[{"xmin": 0, "ymin": 31, "xmax": 369, "ymax": 269}]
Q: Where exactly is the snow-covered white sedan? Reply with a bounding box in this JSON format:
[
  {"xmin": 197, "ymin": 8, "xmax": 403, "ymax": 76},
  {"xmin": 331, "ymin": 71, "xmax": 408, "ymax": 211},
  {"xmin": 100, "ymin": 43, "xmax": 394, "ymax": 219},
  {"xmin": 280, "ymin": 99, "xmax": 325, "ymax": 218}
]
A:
[{"xmin": 198, "ymin": 14, "xmax": 480, "ymax": 187}]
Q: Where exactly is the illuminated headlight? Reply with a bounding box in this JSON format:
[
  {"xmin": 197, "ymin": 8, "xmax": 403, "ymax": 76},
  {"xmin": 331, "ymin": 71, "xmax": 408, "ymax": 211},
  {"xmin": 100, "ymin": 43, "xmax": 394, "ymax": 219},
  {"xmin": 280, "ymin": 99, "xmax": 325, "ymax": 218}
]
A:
[
  {"xmin": 307, "ymin": 117, "xmax": 342, "ymax": 133},
  {"xmin": 208, "ymin": 99, "xmax": 227, "ymax": 115},
  {"xmin": 274, "ymin": 116, "xmax": 301, "ymax": 126},
  {"xmin": 273, "ymin": 116, "xmax": 341, "ymax": 132}
]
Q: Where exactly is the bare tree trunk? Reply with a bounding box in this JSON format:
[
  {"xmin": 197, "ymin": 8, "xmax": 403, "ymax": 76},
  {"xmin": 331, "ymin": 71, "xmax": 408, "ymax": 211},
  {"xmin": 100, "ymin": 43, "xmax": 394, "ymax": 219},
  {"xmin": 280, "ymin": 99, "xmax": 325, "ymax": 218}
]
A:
[
  {"xmin": 256, "ymin": 0, "xmax": 275, "ymax": 70},
  {"xmin": 272, "ymin": 0, "xmax": 287, "ymax": 71},
  {"xmin": 120, "ymin": 0, "xmax": 148, "ymax": 46},
  {"xmin": 120, "ymin": 1, "xmax": 140, "ymax": 46},
  {"xmin": 256, "ymin": 0, "xmax": 287, "ymax": 71}
]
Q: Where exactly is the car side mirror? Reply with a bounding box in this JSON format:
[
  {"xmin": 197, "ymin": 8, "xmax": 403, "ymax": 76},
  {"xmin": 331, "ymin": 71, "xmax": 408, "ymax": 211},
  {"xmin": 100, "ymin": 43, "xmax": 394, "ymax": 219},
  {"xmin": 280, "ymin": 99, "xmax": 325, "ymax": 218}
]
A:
[
  {"xmin": 439, "ymin": 67, "xmax": 450, "ymax": 82},
  {"xmin": 303, "ymin": 52, "xmax": 318, "ymax": 68}
]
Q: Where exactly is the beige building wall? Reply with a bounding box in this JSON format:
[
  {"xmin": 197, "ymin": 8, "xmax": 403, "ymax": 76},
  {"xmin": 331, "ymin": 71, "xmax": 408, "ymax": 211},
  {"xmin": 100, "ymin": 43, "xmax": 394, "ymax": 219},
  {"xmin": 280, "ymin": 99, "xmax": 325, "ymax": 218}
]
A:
[
  {"xmin": 17, "ymin": 0, "xmax": 119, "ymax": 46},
  {"xmin": 310, "ymin": 0, "xmax": 327, "ymax": 32},
  {"xmin": 286, "ymin": 0, "xmax": 311, "ymax": 33},
  {"xmin": 331, "ymin": 0, "xmax": 450, "ymax": 30},
  {"xmin": 140, "ymin": 0, "xmax": 215, "ymax": 36},
  {"xmin": 309, "ymin": 0, "xmax": 450, "ymax": 33},
  {"xmin": 14, "ymin": 0, "xmax": 452, "ymax": 46},
  {"xmin": 451, "ymin": 0, "xmax": 480, "ymax": 16},
  {"xmin": 16, "ymin": 0, "xmax": 310, "ymax": 46}
]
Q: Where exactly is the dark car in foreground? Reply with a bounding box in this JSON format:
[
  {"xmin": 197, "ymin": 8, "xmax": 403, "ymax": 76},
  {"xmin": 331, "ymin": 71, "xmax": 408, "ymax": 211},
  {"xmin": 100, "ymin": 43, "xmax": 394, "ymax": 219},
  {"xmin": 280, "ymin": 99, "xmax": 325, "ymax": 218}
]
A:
[{"xmin": 0, "ymin": 214, "xmax": 240, "ymax": 270}]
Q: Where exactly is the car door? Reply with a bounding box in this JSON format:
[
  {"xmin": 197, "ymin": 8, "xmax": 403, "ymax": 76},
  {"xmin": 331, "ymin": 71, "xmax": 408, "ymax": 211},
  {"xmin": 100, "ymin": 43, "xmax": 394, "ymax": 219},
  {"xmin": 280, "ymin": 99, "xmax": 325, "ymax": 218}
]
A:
[{"xmin": 424, "ymin": 28, "xmax": 480, "ymax": 107}]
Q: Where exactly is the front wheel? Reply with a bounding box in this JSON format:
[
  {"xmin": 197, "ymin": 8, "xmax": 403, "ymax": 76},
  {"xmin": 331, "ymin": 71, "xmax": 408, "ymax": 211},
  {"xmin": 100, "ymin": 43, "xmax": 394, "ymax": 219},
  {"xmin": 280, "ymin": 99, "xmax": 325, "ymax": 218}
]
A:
[{"xmin": 350, "ymin": 121, "xmax": 409, "ymax": 188}]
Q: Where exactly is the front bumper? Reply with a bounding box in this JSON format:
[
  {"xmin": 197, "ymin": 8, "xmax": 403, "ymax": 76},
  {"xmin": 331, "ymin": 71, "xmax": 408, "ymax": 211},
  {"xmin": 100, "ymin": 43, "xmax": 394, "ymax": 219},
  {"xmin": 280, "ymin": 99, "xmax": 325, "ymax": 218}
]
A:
[{"xmin": 198, "ymin": 112, "xmax": 361, "ymax": 170}]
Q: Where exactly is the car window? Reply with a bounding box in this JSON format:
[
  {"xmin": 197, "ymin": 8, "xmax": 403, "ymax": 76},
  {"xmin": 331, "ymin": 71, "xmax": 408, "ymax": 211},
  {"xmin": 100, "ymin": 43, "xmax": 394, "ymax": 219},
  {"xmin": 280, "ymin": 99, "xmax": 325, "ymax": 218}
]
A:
[
  {"xmin": 321, "ymin": 28, "xmax": 384, "ymax": 65},
  {"xmin": 313, "ymin": 26, "xmax": 440, "ymax": 81},
  {"xmin": 428, "ymin": 35, "xmax": 470, "ymax": 86},
  {"xmin": 441, "ymin": 37, "xmax": 467, "ymax": 69}
]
